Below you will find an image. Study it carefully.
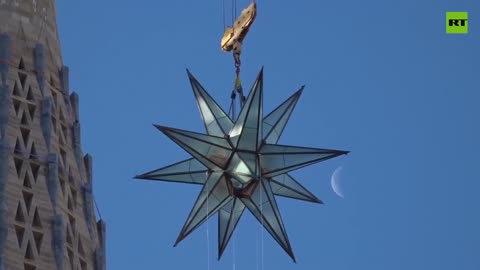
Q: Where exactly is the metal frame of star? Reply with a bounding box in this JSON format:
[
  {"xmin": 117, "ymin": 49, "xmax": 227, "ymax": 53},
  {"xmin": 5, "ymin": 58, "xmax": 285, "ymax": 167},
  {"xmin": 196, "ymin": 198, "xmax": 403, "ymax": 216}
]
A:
[{"xmin": 136, "ymin": 68, "xmax": 348, "ymax": 262}]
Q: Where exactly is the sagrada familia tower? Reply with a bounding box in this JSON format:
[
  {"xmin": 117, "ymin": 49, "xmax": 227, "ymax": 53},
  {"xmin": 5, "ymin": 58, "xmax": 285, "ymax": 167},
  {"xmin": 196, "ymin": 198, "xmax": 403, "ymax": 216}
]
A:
[{"xmin": 0, "ymin": 1, "xmax": 105, "ymax": 269}]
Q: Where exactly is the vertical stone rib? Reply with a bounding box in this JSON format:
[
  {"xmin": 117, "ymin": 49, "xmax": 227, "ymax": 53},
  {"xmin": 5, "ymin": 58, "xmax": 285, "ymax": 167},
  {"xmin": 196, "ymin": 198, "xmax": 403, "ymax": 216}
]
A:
[
  {"xmin": 52, "ymin": 214, "xmax": 64, "ymax": 270},
  {"xmin": 0, "ymin": 140, "xmax": 8, "ymax": 196},
  {"xmin": 0, "ymin": 87, "xmax": 8, "ymax": 140},
  {"xmin": 70, "ymin": 92, "xmax": 79, "ymax": 122},
  {"xmin": 95, "ymin": 220, "xmax": 106, "ymax": 270},
  {"xmin": 60, "ymin": 66, "xmax": 71, "ymax": 113},
  {"xmin": 60, "ymin": 65, "xmax": 69, "ymax": 94},
  {"xmin": 34, "ymin": 43, "xmax": 47, "ymax": 96},
  {"xmin": 0, "ymin": 34, "xmax": 10, "ymax": 139},
  {"xmin": 0, "ymin": 83, "xmax": 9, "ymax": 139},
  {"xmin": 71, "ymin": 93, "xmax": 87, "ymax": 183},
  {"xmin": 0, "ymin": 33, "xmax": 9, "ymax": 270},
  {"xmin": 82, "ymin": 154, "xmax": 94, "ymax": 236},
  {"xmin": 47, "ymin": 154, "xmax": 62, "ymax": 269},
  {"xmin": 47, "ymin": 153, "xmax": 59, "ymax": 212},
  {"xmin": 0, "ymin": 33, "xmax": 10, "ymax": 86},
  {"xmin": 41, "ymin": 97, "xmax": 53, "ymax": 151},
  {"xmin": 0, "ymin": 140, "xmax": 8, "ymax": 270}
]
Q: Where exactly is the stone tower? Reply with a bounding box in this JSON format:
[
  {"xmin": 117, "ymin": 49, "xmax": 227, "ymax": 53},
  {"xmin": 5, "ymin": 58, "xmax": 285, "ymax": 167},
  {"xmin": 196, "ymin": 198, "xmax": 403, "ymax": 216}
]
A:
[{"xmin": 0, "ymin": 1, "xmax": 106, "ymax": 270}]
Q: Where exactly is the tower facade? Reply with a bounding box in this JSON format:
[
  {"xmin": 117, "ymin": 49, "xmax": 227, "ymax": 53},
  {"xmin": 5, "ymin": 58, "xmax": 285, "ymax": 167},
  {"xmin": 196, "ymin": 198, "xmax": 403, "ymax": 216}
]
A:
[{"xmin": 0, "ymin": 1, "xmax": 105, "ymax": 270}]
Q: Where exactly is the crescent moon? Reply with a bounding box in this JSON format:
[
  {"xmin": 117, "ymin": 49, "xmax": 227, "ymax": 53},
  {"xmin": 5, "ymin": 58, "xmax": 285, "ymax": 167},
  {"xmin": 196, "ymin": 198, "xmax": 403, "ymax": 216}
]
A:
[{"xmin": 331, "ymin": 166, "xmax": 344, "ymax": 198}]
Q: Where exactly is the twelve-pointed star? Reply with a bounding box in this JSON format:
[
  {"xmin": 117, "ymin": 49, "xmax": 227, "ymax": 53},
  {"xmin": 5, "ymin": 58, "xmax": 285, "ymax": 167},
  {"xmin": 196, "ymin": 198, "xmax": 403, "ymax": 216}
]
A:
[{"xmin": 136, "ymin": 69, "xmax": 348, "ymax": 262}]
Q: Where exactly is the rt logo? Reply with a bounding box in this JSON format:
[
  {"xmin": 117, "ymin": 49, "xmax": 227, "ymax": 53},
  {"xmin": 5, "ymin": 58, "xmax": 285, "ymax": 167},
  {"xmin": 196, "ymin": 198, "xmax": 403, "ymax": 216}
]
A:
[{"xmin": 446, "ymin": 12, "xmax": 468, "ymax": 34}]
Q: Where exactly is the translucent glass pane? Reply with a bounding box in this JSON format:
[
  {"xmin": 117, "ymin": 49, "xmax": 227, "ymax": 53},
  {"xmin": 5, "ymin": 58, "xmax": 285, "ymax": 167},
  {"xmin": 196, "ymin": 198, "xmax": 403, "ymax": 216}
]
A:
[
  {"xmin": 162, "ymin": 127, "xmax": 231, "ymax": 148},
  {"xmin": 236, "ymin": 127, "xmax": 260, "ymax": 151},
  {"xmin": 159, "ymin": 126, "xmax": 233, "ymax": 170},
  {"xmin": 217, "ymin": 116, "xmax": 233, "ymax": 133},
  {"xmin": 218, "ymin": 198, "xmax": 245, "ymax": 258},
  {"xmin": 144, "ymin": 172, "xmax": 207, "ymax": 184},
  {"xmin": 261, "ymin": 144, "xmax": 341, "ymax": 154},
  {"xmin": 211, "ymin": 174, "xmax": 230, "ymax": 201},
  {"xmin": 231, "ymin": 174, "xmax": 253, "ymax": 185},
  {"xmin": 263, "ymin": 110, "xmax": 291, "ymax": 144},
  {"xmin": 240, "ymin": 180, "xmax": 293, "ymax": 259},
  {"xmin": 263, "ymin": 88, "xmax": 302, "ymax": 144},
  {"xmin": 227, "ymin": 153, "xmax": 255, "ymax": 185},
  {"xmin": 218, "ymin": 200, "xmax": 233, "ymax": 239},
  {"xmin": 177, "ymin": 173, "xmax": 230, "ymax": 244},
  {"xmin": 189, "ymin": 72, "xmax": 233, "ymax": 136},
  {"xmin": 232, "ymin": 159, "xmax": 251, "ymax": 175},
  {"xmin": 137, "ymin": 158, "xmax": 208, "ymax": 184},
  {"xmin": 262, "ymin": 122, "xmax": 274, "ymax": 140},
  {"xmin": 206, "ymin": 146, "xmax": 231, "ymax": 169},
  {"xmin": 205, "ymin": 120, "xmax": 223, "ymax": 137},
  {"xmin": 229, "ymin": 72, "xmax": 263, "ymax": 151},
  {"xmin": 144, "ymin": 158, "xmax": 204, "ymax": 175},
  {"xmin": 237, "ymin": 152, "xmax": 257, "ymax": 175},
  {"xmin": 271, "ymin": 174, "xmax": 320, "ymax": 203},
  {"xmin": 261, "ymin": 153, "xmax": 328, "ymax": 177},
  {"xmin": 186, "ymin": 172, "xmax": 223, "ymax": 224},
  {"xmin": 260, "ymin": 145, "xmax": 344, "ymax": 177},
  {"xmin": 198, "ymin": 98, "xmax": 217, "ymax": 128}
]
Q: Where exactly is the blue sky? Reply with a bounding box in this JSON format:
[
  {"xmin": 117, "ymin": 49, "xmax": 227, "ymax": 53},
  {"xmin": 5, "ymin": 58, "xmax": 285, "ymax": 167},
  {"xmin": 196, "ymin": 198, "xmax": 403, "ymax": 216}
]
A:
[{"xmin": 56, "ymin": 0, "xmax": 479, "ymax": 269}]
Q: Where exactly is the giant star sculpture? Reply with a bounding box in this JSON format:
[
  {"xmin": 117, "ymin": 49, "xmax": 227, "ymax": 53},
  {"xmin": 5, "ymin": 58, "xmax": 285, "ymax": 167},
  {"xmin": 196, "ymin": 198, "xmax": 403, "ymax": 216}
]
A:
[{"xmin": 136, "ymin": 69, "xmax": 348, "ymax": 262}]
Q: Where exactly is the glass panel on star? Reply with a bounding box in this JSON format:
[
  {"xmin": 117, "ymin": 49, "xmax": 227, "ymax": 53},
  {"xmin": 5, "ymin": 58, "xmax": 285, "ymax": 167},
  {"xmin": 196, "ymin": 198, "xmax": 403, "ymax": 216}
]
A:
[
  {"xmin": 138, "ymin": 158, "xmax": 208, "ymax": 184},
  {"xmin": 217, "ymin": 116, "xmax": 234, "ymax": 134},
  {"xmin": 190, "ymin": 74, "xmax": 233, "ymax": 136},
  {"xmin": 218, "ymin": 198, "xmax": 246, "ymax": 258},
  {"xmin": 184, "ymin": 172, "xmax": 223, "ymax": 224},
  {"xmin": 229, "ymin": 75, "xmax": 263, "ymax": 151},
  {"xmin": 262, "ymin": 122, "xmax": 274, "ymax": 140},
  {"xmin": 237, "ymin": 152, "xmax": 258, "ymax": 175},
  {"xmin": 260, "ymin": 144, "xmax": 344, "ymax": 177},
  {"xmin": 240, "ymin": 179, "xmax": 293, "ymax": 259},
  {"xmin": 228, "ymin": 153, "xmax": 253, "ymax": 176},
  {"xmin": 143, "ymin": 172, "xmax": 208, "ymax": 184},
  {"xmin": 164, "ymin": 127, "xmax": 231, "ymax": 148},
  {"xmin": 160, "ymin": 127, "xmax": 232, "ymax": 169},
  {"xmin": 271, "ymin": 174, "xmax": 321, "ymax": 203},
  {"xmin": 176, "ymin": 172, "xmax": 231, "ymax": 245},
  {"xmin": 172, "ymin": 136, "xmax": 230, "ymax": 170},
  {"xmin": 206, "ymin": 145, "xmax": 232, "ymax": 169},
  {"xmin": 205, "ymin": 117, "xmax": 224, "ymax": 136},
  {"xmin": 218, "ymin": 200, "xmax": 233, "ymax": 240},
  {"xmin": 231, "ymin": 174, "xmax": 254, "ymax": 186},
  {"xmin": 263, "ymin": 88, "xmax": 302, "ymax": 144},
  {"xmin": 264, "ymin": 113, "xmax": 290, "ymax": 144},
  {"xmin": 261, "ymin": 144, "xmax": 343, "ymax": 154}
]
